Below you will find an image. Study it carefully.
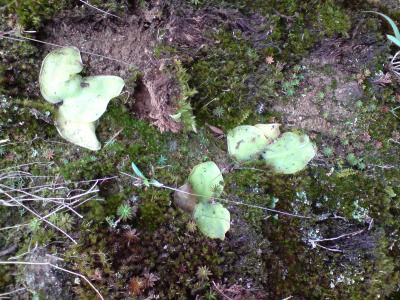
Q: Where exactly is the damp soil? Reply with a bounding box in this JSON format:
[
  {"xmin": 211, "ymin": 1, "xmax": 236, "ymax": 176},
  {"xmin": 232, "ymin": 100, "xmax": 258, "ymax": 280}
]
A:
[{"xmin": 1, "ymin": 0, "xmax": 400, "ymax": 300}]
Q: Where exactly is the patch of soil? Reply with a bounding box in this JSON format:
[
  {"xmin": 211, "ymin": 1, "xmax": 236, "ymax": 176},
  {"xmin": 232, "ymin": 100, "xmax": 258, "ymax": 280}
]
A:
[
  {"xmin": 42, "ymin": 1, "xmax": 273, "ymax": 132},
  {"xmin": 271, "ymin": 35, "xmax": 384, "ymax": 137},
  {"xmin": 43, "ymin": 6, "xmax": 181, "ymax": 132}
]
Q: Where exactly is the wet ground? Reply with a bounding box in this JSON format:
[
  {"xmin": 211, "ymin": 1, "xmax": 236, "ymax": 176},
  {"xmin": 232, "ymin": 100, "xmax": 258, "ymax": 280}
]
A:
[{"xmin": 1, "ymin": 0, "xmax": 400, "ymax": 299}]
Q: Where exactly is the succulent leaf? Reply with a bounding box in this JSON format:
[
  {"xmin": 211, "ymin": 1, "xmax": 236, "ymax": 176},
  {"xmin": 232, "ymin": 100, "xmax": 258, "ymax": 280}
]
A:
[
  {"xmin": 262, "ymin": 132, "xmax": 316, "ymax": 174},
  {"xmin": 39, "ymin": 47, "xmax": 125, "ymax": 150},
  {"xmin": 188, "ymin": 161, "xmax": 224, "ymax": 203},
  {"xmin": 55, "ymin": 109, "xmax": 101, "ymax": 151},
  {"xmin": 59, "ymin": 76, "xmax": 125, "ymax": 123},
  {"xmin": 227, "ymin": 125, "xmax": 269, "ymax": 162},
  {"xmin": 39, "ymin": 47, "xmax": 83, "ymax": 104},
  {"xmin": 193, "ymin": 202, "xmax": 230, "ymax": 240},
  {"xmin": 254, "ymin": 123, "xmax": 281, "ymax": 141}
]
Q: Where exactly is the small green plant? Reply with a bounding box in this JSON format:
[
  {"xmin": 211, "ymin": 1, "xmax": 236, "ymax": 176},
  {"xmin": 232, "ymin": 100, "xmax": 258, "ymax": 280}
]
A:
[
  {"xmin": 346, "ymin": 153, "xmax": 358, "ymax": 167},
  {"xmin": 346, "ymin": 153, "xmax": 365, "ymax": 170},
  {"xmin": 227, "ymin": 124, "xmax": 317, "ymax": 174},
  {"xmin": 282, "ymin": 78, "xmax": 300, "ymax": 96},
  {"xmin": 169, "ymin": 60, "xmax": 197, "ymax": 132},
  {"xmin": 157, "ymin": 155, "xmax": 167, "ymax": 166},
  {"xmin": 130, "ymin": 161, "xmax": 229, "ymax": 239},
  {"xmin": 212, "ymin": 106, "xmax": 225, "ymax": 118},
  {"xmin": 176, "ymin": 162, "xmax": 230, "ymax": 240},
  {"xmin": 49, "ymin": 213, "xmax": 74, "ymax": 231},
  {"xmin": 196, "ymin": 265, "xmax": 212, "ymax": 281},
  {"xmin": 39, "ymin": 47, "xmax": 124, "ymax": 150},
  {"xmin": 322, "ymin": 147, "xmax": 334, "ymax": 157},
  {"xmin": 29, "ymin": 218, "xmax": 41, "ymax": 232},
  {"xmin": 117, "ymin": 203, "xmax": 133, "ymax": 222}
]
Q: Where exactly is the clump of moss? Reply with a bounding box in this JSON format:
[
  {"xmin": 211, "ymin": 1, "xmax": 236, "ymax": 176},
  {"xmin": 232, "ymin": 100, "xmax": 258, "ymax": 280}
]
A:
[
  {"xmin": 316, "ymin": 1, "xmax": 351, "ymax": 37},
  {"xmin": 170, "ymin": 60, "xmax": 198, "ymax": 132},
  {"xmin": 189, "ymin": 29, "xmax": 273, "ymax": 129},
  {"xmin": 4, "ymin": 0, "xmax": 68, "ymax": 29},
  {"xmin": 0, "ymin": 41, "xmax": 42, "ymax": 97}
]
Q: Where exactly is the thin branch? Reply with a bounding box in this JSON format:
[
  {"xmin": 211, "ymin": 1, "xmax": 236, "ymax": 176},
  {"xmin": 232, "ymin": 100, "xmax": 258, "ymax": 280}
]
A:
[
  {"xmin": 311, "ymin": 229, "xmax": 365, "ymax": 243},
  {"xmin": 79, "ymin": 0, "xmax": 123, "ymax": 20},
  {"xmin": 0, "ymin": 288, "xmax": 26, "ymax": 298},
  {"xmin": 212, "ymin": 281, "xmax": 234, "ymax": 300},
  {"xmin": 1, "ymin": 33, "xmax": 131, "ymax": 66},
  {"xmin": 0, "ymin": 261, "xmax": 103, "ymax": 300},
  {"xmin": 314, "ymin": 243, "xmax": 343, "ymax": 253},
  {"xmin": 120, "ymin": 172, "xmax": 312, "ymax": 219}
]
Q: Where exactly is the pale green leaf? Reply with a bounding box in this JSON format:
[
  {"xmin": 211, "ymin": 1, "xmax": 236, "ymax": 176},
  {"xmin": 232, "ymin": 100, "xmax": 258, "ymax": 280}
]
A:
[
  {"xmin": 387, "ymin": 34, "xmax": 400, "ymax": 47},
  {"xmin": 262, "ymin": 132, "xmax": 316, "ymax": 174},
  {"xmin": 59, "ymin": 76, "xmax": 125, "ymax": 123},
  {"xmin": 193, "ymin": 202, "xmax": 230, "ymax": 240},
  {"xmin": 55, "ymin": 110, "xmax": 100, "ymax": 151},
  {"xmin": 188, "ymin": 161, "xmax": 224, "ymax": 202},
  {"xmin": 227, "ymin": 125, "xmax": 269, "ymax": 162},
  {"xmin": 39, "ymin": 47, "xmax": 83, "ymax": 104},
  {"xmin": 365, "ymin": 11, "xmax": 400, "ymax": 40}
]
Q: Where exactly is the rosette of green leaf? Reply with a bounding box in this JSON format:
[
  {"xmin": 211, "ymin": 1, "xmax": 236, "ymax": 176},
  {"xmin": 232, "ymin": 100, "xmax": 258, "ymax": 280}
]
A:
[
  {"xmin": 188, "ymin": 161, "xmax": 224, "ymax": 202},
  {"xmin": 174, "ymin": 161, "xmax": 230, "ymax": 240},
  {"xmin": 261, "ymin": 132, "xmax": 317, "ymax": 174},
  {"xmin": 227, "ymin": 124, "xmax": 280, "ymax": 162},
  {"xmin": 193, "ymin": 202, "xmax": 230, "ymax": 240},
  {"xmin": 39, "ymin": 47, "xmax": 124, "ymax": 150}
]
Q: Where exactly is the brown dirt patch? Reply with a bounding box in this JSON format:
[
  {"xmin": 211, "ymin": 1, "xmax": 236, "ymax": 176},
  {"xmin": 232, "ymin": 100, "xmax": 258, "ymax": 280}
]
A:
[
  {"xmin": 271, "ymin": 35, "xmax": 384, "ymax": 137},
  {"xmin": 43, "ymin": 9, "xmax": 181, "ymax": 132},
  {"xmin": 42, "ymin": 2, "xmax": 273, "ymax": 132}
]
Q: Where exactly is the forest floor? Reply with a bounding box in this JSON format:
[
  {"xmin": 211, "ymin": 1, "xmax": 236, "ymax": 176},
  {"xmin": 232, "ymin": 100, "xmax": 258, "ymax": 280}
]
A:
[{"xmin": 1, "ymin": 0, "xmax": 400, "ymax": 299}]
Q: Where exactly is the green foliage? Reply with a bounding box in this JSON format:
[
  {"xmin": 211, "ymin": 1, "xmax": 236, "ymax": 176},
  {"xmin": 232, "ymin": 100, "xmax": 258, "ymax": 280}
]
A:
[
  {"xmin": 366, "ymin": 11, "xmax": 400, "ymax": 47},
  {"xmin": 262, "ymin": 132, "xmax": 317, "ymax": 174},
  {"xmin": 188, "ymin": 161, "xmax": 224, "ymax": 202},
  {"xmin": 227, "ymin": 125, "xmax": 270, "ymax": 162},
  {"xmin": 322, "ymin": 146, "xmax": 334, "ymax": 157},
  {"xmin": 0, "ymin": 40, "xmax": 42, "ymax": 97},
  {"xmin": 39, "ymin": 47, "xmax": 124, "ymax": 150},
  {"xmin": 193, "ymin": 202, "xmax": 230, "ymax": 240},
  {"xmin": 346, "ymin": 153, "xmax": 365, "ymax": 170},
  {"xmin": 175, "ymin": 162, "xmax": 230, "ymax": 239},
  {"xmin": 48, "ymin": 213, "xmax": 74, "ymax": 231},
  {"xmin": 212, "ymin": 106, "xmax": 224, "ymax": 118},
  {"xmin": 170, "ymin": 60, "xmax": 197, "ymax": 132},
  {"xmin": 227, "ymin": 124, "xmax": 316, "ymax": 174},
  {"xmin": 189, "ymin": 30, "xmax": 264, "ymax": 129},
  {"xmin": 4, "ymin": 0, "xmax": 68, "ymax": 29},
  {"xmin": 281, "ymin": 68, "xmax": 303, "ymax": 96},
  {"xmin": 138, "ymin": 190, "xmax": 170, "ymax": 231},
  {"xmin": 196, "ymin": 265, "xmax": 212, "ymax": 281},
  {"xmin": 29, "ymin": 218, "xmax": 41, "ymax": 232},
  {"xmin": 117, "ymin": 203, "xmax": 133, "ymax": 221},
  {"xmin": 316, "ymin": 1, "xmax": 351, "ymax": 37}
]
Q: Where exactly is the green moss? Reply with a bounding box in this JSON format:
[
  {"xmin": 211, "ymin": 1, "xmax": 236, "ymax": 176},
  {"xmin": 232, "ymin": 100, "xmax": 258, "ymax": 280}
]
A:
[
  {"xmin": 188, "ymin": 29, "xmax": 277, "ymax": 129},
  {"xmin": 170, "ymin": 60, "xmax": 198, "ymax": 132},
  {"xmin": 316, "ymin": 1, "xmax": 351, "ymax": 37},
  {"xmin": 0, "ymin": 40, "xmax": 42, "ymax": 97},
  {"xmin": 3, "ymin": 0, "xmax": 68, "ymax": 29}
]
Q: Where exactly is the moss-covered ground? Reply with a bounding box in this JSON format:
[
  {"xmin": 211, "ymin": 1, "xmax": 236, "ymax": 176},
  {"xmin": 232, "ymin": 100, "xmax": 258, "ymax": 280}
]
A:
[{"xmin": 1, "ymin": 0, "xmax": 400, "ymax": 299}]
